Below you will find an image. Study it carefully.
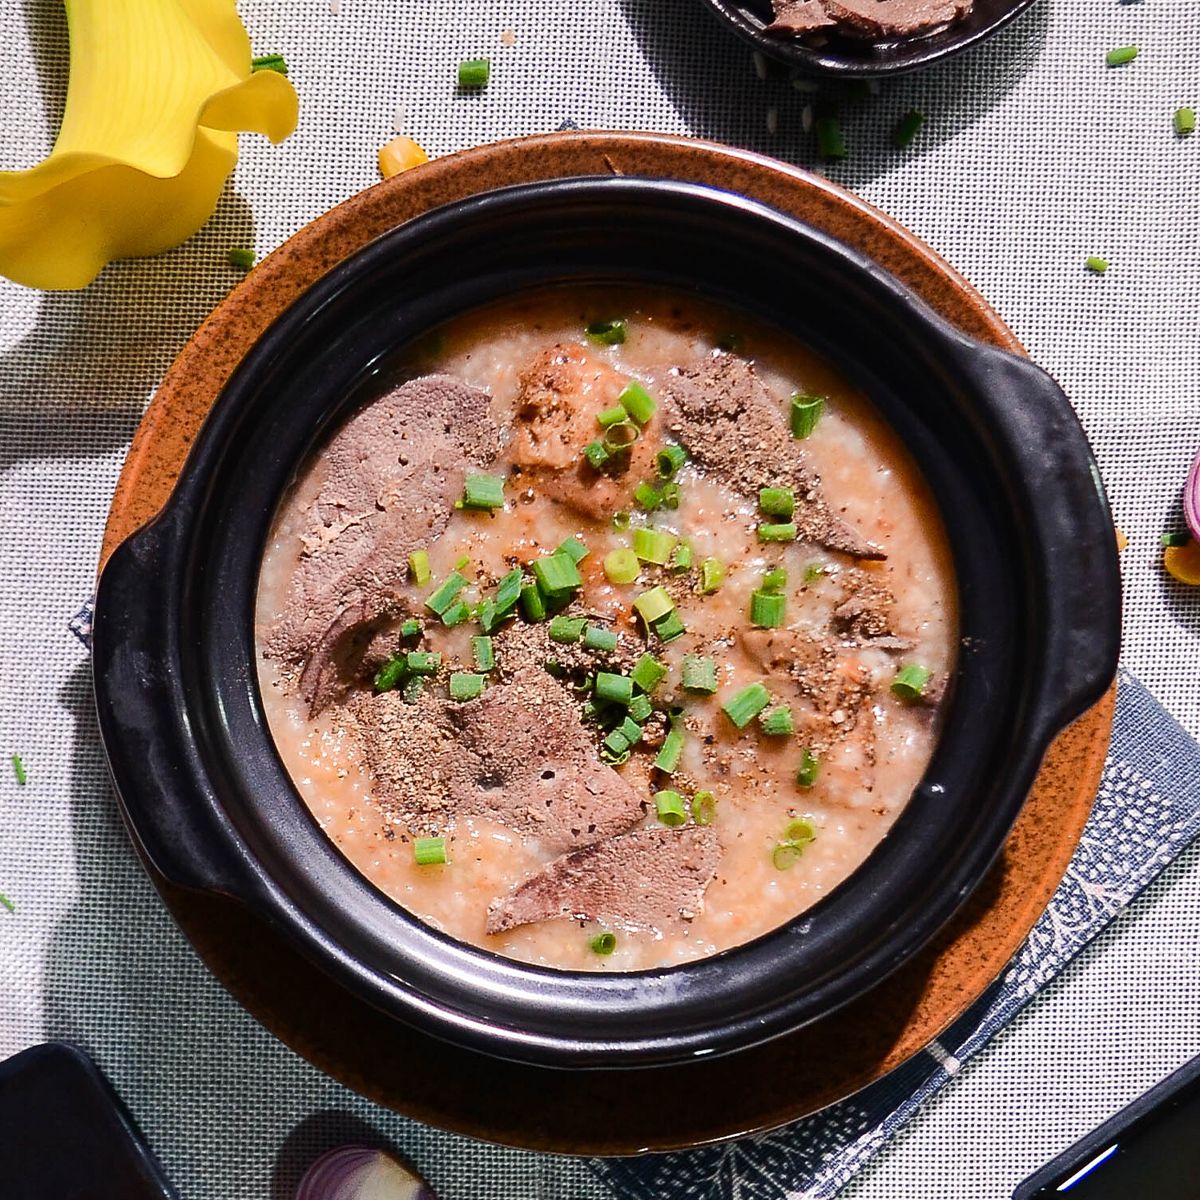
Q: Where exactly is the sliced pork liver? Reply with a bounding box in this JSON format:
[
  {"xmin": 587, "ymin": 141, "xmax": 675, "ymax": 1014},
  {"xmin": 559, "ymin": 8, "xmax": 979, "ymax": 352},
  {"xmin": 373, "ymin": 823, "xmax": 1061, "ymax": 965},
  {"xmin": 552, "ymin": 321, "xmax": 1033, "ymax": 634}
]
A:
[
  {"xmin": 265, "ymin": 374, "xmax": 500, "ymax": 712},
  {"xmin": 509, "ymin": 345, "xmax": 663, "ymax": 521},
  {"xmin": 486, "ymin": 826, "xmax": 721, "ymax": 934},
  {"xmin": 660, "ymin": 354, "xmax": 884, "ymax": 560},
  {"xmin": 767, "ymin": 0, "xmax": 837, "ymax": 33},
  {"xmin": 349, "ymin": 668, "xmax": 646, "ymax": 852},
  {"xmin": 821, "ymin": 0, "xmax": 970, "ymax": 36}
]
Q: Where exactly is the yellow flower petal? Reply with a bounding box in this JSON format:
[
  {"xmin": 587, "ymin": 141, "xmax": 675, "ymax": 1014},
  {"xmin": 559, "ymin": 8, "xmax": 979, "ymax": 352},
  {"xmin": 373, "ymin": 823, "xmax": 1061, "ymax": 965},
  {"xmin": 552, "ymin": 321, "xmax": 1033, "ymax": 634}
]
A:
[{"xmin": 0, "ymin": 0, "xmax": 297, "ymax": 290}]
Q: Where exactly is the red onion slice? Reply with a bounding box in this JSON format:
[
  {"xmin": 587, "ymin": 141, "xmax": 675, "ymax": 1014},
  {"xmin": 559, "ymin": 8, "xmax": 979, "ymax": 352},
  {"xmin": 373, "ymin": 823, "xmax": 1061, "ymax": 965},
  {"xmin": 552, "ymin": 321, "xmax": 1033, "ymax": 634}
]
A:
[
  {"xmin": 1185, "ymin": 449, "xmax": 1200, "ymax": 545},
  {"xmin": 296, "ymin": 1146, "xmax": 436, "ymax": 1200}
]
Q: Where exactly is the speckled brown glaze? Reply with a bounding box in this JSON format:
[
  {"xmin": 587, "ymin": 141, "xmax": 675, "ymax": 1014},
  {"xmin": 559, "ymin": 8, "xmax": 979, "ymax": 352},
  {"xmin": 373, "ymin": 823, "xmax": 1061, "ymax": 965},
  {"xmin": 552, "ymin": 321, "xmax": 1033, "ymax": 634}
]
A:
[{"xmin": 99, "ymin": 132, "xmax": 1114, "ymax": 1153}]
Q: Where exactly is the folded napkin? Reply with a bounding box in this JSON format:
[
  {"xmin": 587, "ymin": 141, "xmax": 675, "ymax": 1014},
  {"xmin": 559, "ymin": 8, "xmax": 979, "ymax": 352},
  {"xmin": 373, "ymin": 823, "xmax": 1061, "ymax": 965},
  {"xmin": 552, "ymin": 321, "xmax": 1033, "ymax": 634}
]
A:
[{"xmin": 593, "ymin": 670, "xmax": 1200, "ymax": 1199}]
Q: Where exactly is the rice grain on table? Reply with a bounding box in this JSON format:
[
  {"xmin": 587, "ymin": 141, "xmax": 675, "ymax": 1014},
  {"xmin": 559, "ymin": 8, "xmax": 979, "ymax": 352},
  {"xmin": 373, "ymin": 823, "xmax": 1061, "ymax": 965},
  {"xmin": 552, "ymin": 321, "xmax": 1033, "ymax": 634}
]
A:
[
  {"xmin": 766, "ymin": 106, "xmax": 779, "ymax": 134},
  {"xmin": 753, "ymin": 51, "xmax": 767, "ymax": 80}
]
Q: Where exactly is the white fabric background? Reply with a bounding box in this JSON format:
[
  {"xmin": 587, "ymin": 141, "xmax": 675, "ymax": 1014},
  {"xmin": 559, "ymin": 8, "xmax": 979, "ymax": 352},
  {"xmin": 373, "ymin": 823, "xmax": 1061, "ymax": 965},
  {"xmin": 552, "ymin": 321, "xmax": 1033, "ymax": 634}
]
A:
[{"xmin": 1, "ymin": 1, "xmax": 1197, "ymax": 1197}]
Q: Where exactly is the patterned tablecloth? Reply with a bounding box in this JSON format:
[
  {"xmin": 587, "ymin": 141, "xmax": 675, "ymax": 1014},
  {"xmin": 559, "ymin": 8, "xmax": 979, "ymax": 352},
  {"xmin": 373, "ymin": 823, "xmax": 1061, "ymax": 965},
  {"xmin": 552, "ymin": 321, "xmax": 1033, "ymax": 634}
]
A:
[{"xmin": 1, "ymin": 1, "xmax": 1198, "ymax": 1198}]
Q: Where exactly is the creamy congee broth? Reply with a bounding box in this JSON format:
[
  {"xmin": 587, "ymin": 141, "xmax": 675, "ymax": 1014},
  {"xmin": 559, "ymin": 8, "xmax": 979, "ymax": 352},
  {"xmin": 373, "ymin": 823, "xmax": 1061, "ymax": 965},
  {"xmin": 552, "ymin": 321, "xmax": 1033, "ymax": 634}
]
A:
[{"xmin": 256, "ymin": 289, "xmax": 956, "ymax": 971}]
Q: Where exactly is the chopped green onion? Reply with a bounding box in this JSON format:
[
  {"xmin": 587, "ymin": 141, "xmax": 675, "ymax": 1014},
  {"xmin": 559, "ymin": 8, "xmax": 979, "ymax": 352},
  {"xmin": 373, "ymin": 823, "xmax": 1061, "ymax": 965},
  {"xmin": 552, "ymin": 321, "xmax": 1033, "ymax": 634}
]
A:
[
  {"xmin": 815, "ymin": 116, "xmax": 847, "ymax": 161},
  {"xmin": 595, "ymin": 671, "xmax": 634, "ymax": 706},
  {"xmin": 785, "ymin": 818, "xmax": 817, "ymax": 844},
  {"xmin": 633, "ymin": 481, "xmax": 662, "ymax": 511},
  {"xmin": 494, "ymin": 568, "xmax": 524, "ymax": 615},
  {"xmin": 583, "ymin": 624, "xmax": 619, "ymax": 653},
  {"xmin": 612, "ymin": 510, "xmax": 631, "ymax": 531},
  {"xmin": 454, "ymin": 555, "xmax": 471, "ymax": 571},
  {"xmin": 476, "ymin": 597, "xmax": 501, "ymax": 633},
  {"xmin": 1176, "ymin": 107, "xmax": 1197, "ymax": 135},
  {"xmin": 758, "ymin": 522, "xmax": 797, "ymax": 543},
  {"xmin": 558, "ymin": 535, "xmax": 589, "ymax": 564},
  {"xmin": 597, "ymin": 404, "xmax": 628, "ymax": 428},
  {"xmin": 633, "ymin": 585, "xmax": 674, "ymax": 625},
  {"xmin": 603, "ymin": 547, "xmax": 641, "ymax": 585},
  {"xmin": 0, "ymin": 892, "xmax": 13, "ymax": 913},
  {"xmin": 631, "ymin": 653, "xmax": 667, "ymax": 693},
  {"xmin": 1105, "ymin": 46, "xmax": 1138, "ymax": 66},
  {"xmin": 633, "ymin": 527, "xmax": 677, "ymax": 565},
  {"xmin": 10, "ymin": 753, "xmax": 26, "ymax": 786},
  {"xmin": 461, "ymin": 473, "xmax": 505, "ymax": 510},
  {"xmin": 893, "ymin": 109, "xmax": 924, "ymax": 149},
  {"xmin": 772, "ymin": 841, "xmax": 806, "ymax": 870},
  {"xmin": 425, "ymin": 571, "xmax": 467, "ymax": 616},
  {"xmin": 250, "ymin": 53, "xmax": 288, "ymax": 75},
  {"xmin": 440, "ymin": 599, "xmax": 471, "ymax": 627},
  {"xmin": 790, "ymin": 394, "xmax": 825, "ymax": 438},
  {"xmin": 374, "ymin": 657, "xmax": 406, "ymax": 692},
  {"xmin": 654, "ymin": 789, "xmax": 687, "ymax": 827},
  {"xmin": 408, "ymin": 549, "xmax": 432, "ymax": 586},
  {"xmin": 760, "ymin": 706, "xmax": 794, "ymax": 737},
  {"xmin": 722, "ymin": 681, "xmax": 771, "ymax": 729},
  {"xmin": 532, "ymin": 552, "xmax": 582, "ymax": 596},
  {"xmin": 402, "ymin": 675, "xmax": 425, "ymax": 704},
  {"xmin": 602, "ymin": 728, "xmax": 630, "ymax": 760},
  {"xmin": 891, "ymin": 663, "xmax": 931, "ymax": 702},
  {"xmin": 449, "ymin": 672, "xmax": 486, "ymax": 701},
  {"xmin": 1086, "ymin": 256, "xmax": 1110, "ymax": 274},
  {"xmin": 681, "ymin": 655, "xmax": 718, "ymax": 694},
  {"xmin": 603, "ymin": 420, "xmax": 639, "ymax": 453},
  {"xmin": 617, "ymin": 716, "xmax": 643, "ymax": 745},
  {"xmin": 671, "ymin": 542, "xmax": 693, "ymax": 572},
  {"xmin": 471, "ymin": 636, "xmax": 495, "ymax": 672},
  {"xmin": 691, "ymin": 791, "xmax": 717, "ymax": 826},
  {"xmin": 618, "ymin": 380, "xmax": 657, "ymax": 425},
  {"xmin": 1162, "ymin": 532, "xmax": 1191, "ymax": 547},
  {"xmin": 586, "ymin": 319, "xmax": 627, "ymax": 346},
  {"xmin": 796, "ymin": 749, "xmax": 821, "ymax": 788},
  {"xmin": 653, "ymin": 610, "xmax": 687, "ymax": 643},
  {"xmin": 654, "ymin": 723, "xmax": 686, "ymax": 774},
  {"xmin": 750, "ymin": 589, "xmax": 787, "ymax": 628},
  {"xmin": 458, "ymin": 57, "xmax": 490, "ymax": 86},
  {"xmin": 406, "ymin": 650, "xmax": 442, "ymax": 676},
  {"xmin": 227, "ymin": 246, "xmax": 256, "ymax": 269},
  {"xmin": 400, "ymin": 617, "xmax": 424, "ymax": 639},
  {"xmin": 660, "ymin": 480, "xmax": 682, "ymax": 509},
  {"xmin": 698, "ymin": 557, "xmax": 726, "ymax": 594},
  {"xmin": 759, "ymin": 487, "xmax": 795, "ymax": 517},
  {"xmin": 590, "ymin": 930, "xmax": 617, "ymax": 954},
  {"xmin": 549, "ymin": 615, "xmax": 586, "ymax": 643},
  {"xmin": 584, "ymin": 440, "xmax": 610, "ymax": 469},
  {"xmin": 413, "ymin": 836, "xmax": 449, "ymax": 865},
  {"xmin": 656, "ymin": 444, "xmax": 688, "ymax": 478},
  {"xmin": 761, "ymin": 567, "xmax": 787, "ymax": 593},
  {"xmin": 520, "ymin": 583, "xmax": 547, "ymax": 622},
  {"xmin": 628, "ymin": 692, "xmax": 653, "ymax": 723},
  {"xmin": 803, "ymin": 561, "xmax": 827, "ymax": 584}
]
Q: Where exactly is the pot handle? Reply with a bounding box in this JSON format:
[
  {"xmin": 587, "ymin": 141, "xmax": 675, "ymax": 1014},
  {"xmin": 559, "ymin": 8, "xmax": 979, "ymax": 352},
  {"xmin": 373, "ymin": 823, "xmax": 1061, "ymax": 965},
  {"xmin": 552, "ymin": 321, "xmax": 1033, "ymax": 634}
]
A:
[
  {"xmin": 93, "ymin": 517, "xmax": 263, "ymax": 903},
  {"xmin": 948, "ymin": 341, "xmax": 1121, "ymax": 730}
]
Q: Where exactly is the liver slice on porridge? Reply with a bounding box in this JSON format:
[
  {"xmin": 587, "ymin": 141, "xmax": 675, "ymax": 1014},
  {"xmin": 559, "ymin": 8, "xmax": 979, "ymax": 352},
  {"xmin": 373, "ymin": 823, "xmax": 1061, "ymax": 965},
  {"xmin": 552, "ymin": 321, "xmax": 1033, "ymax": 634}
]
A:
[
  {"xmin": 660, "ymin": 354, "xmax": 884, "ymax": 560},
  {"xmin": 510, "ymin": 344, "xmax": 664, "ymax": 521},
  {"xmin": 486, "ymin": 826, "xmax": 721, "ymax": 934},
  {"xmin": 265, "ymin": 374, "xmax": 500, "ymax": 712},
  {"xmin": 349, "ymin": 668, "xmax": 646, "ymax": 853}
]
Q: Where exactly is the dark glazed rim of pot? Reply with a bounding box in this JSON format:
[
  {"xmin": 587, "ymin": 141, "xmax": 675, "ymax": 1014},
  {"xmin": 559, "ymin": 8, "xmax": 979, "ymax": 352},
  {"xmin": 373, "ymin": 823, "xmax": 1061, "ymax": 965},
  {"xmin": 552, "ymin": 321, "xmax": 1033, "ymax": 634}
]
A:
[
  {"xmin": 92, "ymin": 177, "xmax": 1120, "ymax": 1071},
  {"xmin": 698, "ymin": 0, "xmax": 1039, "ymax": 76}
]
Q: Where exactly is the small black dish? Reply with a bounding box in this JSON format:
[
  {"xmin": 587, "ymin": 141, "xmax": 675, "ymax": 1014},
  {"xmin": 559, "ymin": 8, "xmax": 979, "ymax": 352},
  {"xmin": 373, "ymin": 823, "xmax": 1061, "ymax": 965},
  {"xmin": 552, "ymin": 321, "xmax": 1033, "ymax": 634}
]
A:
[
  {"xmin": 699, "ymin": 0, "xmax": 1039, "ymax": 76},
  {"xmin": 92, "ymin": 177, "xmax": 1119, "ymax": 1072},
  {"xmin": 0, "ymin": 1043, "xmax": 178, "ymax": 1200}
]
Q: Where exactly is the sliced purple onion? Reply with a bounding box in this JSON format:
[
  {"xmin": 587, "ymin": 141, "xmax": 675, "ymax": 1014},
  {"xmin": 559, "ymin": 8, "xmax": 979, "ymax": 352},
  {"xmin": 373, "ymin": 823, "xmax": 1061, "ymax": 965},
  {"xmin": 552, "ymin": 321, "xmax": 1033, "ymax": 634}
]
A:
[
  {"xmin": 1185, "ymin": 450, "xmax": 1200, "ymax": 545},
  {"xmin": 296, "ymin": 1146, "xmax": 437, "ymax": 1200}
]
